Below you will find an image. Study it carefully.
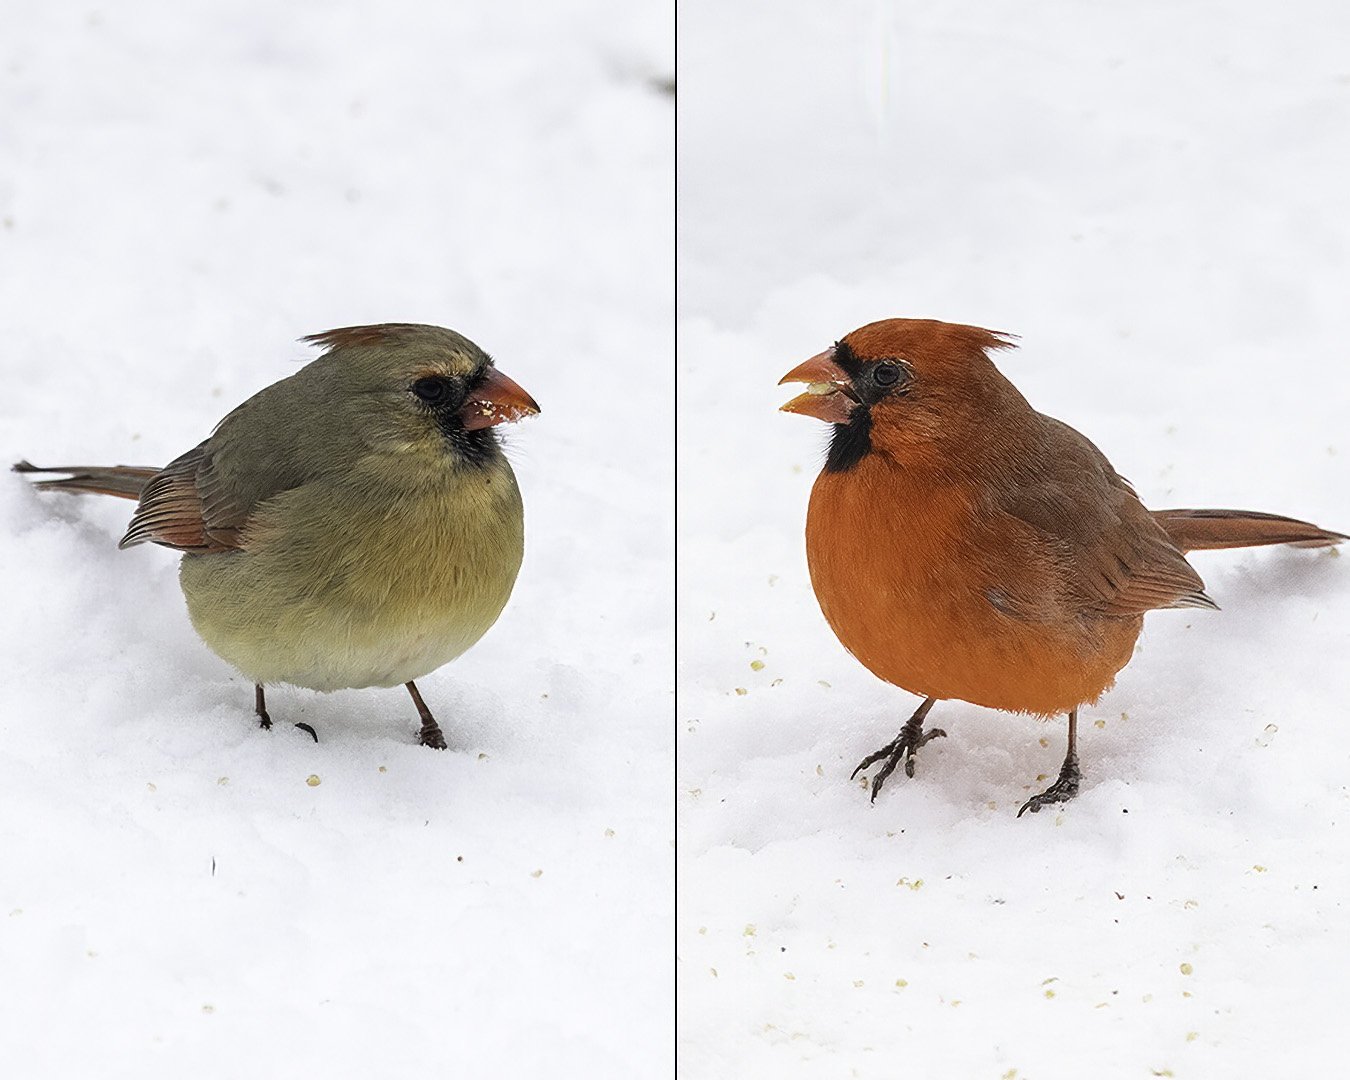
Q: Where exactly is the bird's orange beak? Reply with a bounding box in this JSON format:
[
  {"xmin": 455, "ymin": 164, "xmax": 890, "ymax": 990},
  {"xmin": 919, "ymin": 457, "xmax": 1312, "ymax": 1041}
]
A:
[
  {"xmin": 778, "ymin": 347, "xmax": 859, "ymax": 423},
  {"xmin": 460, "ymin": 367, "xmax": 541, "ymax": 430}
]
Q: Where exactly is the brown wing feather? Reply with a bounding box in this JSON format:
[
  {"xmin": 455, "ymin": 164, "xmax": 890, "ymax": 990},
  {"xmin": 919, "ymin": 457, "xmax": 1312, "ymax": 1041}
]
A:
[
  {"xmin": 119, "ymin": 443, "xmax": 250, "ymax": 554},
  {"xmin": 1000, "ymin": 417, "xmax": 1217, "ymax": 617}
]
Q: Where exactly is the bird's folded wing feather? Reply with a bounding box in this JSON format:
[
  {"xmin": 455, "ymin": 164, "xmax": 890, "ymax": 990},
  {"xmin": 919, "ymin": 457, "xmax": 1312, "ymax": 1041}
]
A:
[
  {"xmin": 119, "ymin": 392, "xmax": 313, "ymax": 554},
  {"xmin": 119, "ymin": 442, "xmax": 251, "ymax": 552},
  {"xmin": 998, "ymin": 416, "xmax": 1216, "ymax": 616}
]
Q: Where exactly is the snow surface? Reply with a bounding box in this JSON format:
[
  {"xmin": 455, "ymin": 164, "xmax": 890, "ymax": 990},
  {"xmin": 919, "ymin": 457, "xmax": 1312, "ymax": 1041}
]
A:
[
  {"xmin": 0, "ymin": 4, "xmax": 671, "ymax": 1077},
  {"xmin": 678, "ymin": 2, "xmax": 1350, "ymax": 1077}
]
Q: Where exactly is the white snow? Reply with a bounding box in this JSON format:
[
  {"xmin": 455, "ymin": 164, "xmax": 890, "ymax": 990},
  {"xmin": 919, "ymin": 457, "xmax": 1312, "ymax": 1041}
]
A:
[
  {"xmin": 678, "ymin": 2, "xmax": 1350, "ymax": 1077},
  {"xmin": 0, "ymin": 4, "xmax": 671, "ymax": 1077}
]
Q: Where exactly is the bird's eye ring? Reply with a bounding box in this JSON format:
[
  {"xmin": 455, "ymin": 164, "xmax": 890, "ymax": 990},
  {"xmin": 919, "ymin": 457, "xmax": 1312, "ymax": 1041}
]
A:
[
  {"xmin": 411, "ymin": 376, "xmax": 454, "ymax": 405},
  {"xmin": 873, "ymin": 362, "xmax": 903, "ymax": 388}
]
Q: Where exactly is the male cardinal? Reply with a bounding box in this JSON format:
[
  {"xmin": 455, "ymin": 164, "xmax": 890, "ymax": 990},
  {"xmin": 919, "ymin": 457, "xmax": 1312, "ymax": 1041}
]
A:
[
  {"xmin": 16, "ymin": 323, "xmax": 539, "ymax": 748},
  {"xmin": 780, "ymin": 318, "xmax": 1342, "ymax": 815}
]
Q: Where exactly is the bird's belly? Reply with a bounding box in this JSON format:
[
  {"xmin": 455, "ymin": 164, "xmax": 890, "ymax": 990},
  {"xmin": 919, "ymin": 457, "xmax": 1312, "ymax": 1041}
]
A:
[
  {"xmin": 178, "ymin": 471, "xmax": 524, "ymax": 691},
  {"xmin": 805, "ymin": 476, "xmax": 1138, "ymax": 716}
]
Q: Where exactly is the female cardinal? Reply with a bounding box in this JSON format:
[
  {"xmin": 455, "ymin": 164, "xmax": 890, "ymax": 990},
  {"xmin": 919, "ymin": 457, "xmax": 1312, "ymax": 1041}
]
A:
[
  {"xmin": 16, "ymin": 324, "xmax": 539, "ymax": 749},
  {"xmin": 780, "ymin": 318, "xmax": 1342, "ymax": 815}
]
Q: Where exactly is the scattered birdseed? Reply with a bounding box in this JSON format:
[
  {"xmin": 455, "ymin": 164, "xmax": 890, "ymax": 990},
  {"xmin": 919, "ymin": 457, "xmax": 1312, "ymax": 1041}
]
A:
[
  {"xmin": 734, "ymin": 687, "xmax": 748, "ymax": 696},
  {"xmin": 1180, "ymin": 963, "xmax": 1193, "ymax": 975},
  {"xmin": 750, "ymin": 660, "xmax": 765, "ymax": 671},
  {"xmin": 895, "ymin": 979, "xmax": 908, "ymax": 988},
  {"xmin": 531, "ymin": 869, "xmax": 543, "ymax": 878},
  {"xmin": 306, "ymin": 775, "xmax": 321, "ymax": 787}
]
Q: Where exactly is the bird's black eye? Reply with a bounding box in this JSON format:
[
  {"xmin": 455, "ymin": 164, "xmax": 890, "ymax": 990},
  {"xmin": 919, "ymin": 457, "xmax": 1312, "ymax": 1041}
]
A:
[
  {"xmin": 872, "ymin": 361, "xmax": 904, "ymax": 388},
  {"xmin": 411, "ymin": 376, "xmax": 455, "ymax": 405}
]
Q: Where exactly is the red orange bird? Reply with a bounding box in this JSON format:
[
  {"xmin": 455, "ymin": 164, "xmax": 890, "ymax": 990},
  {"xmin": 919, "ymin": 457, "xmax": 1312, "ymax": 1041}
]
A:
[{"xmin": 780, "ymin": 318, "xmax": 1343, "ymax": 815}]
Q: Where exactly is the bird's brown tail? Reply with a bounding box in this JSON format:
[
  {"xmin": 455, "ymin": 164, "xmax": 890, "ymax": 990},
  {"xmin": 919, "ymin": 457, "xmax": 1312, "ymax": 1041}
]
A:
[
  {"xmin": 1153, "ymin": 508, "xmax": 1346, "ymax": 552},
  {"xmin": 12, "ymin": 460, "xmax": 160, "ymax": 501}
]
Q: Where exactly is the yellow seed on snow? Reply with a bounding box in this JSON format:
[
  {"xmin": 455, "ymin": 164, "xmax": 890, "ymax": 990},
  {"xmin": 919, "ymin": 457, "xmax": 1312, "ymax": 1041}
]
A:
[{"xmin": 305, "ymin": 775, "xmax": 321, "ymax": 787}]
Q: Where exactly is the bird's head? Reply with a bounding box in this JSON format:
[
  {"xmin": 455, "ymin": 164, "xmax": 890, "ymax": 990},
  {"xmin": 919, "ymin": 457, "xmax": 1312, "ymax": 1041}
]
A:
[
  {"xmin": 301, "ymin": 323, "xmax": 540, "ymax": 468},
  {"xmin": 779, "ymin": 318, "xmax": 1020, "ymax": 473}
]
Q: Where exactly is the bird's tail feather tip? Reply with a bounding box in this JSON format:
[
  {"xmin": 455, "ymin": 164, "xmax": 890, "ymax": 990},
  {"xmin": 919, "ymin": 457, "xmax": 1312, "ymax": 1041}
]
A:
[{"xmin": 1155, "ymin": 507, "xmax": 1345, "ymax": 552}]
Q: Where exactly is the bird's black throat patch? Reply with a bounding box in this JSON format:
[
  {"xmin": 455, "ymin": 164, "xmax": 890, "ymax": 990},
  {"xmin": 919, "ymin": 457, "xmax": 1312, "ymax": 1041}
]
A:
[
  {"xmin": 824, "ymin": 408, "xmax": 872, "ymax": 472},
  {"xmin": 435, "ymin": 418, "xmax": 502, "ymax": 468}
]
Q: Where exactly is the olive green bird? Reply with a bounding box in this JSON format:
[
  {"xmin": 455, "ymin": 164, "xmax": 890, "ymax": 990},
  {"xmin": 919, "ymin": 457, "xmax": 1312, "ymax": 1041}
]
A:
[{"xmin": 15, "ymin": 323, "xmax": 540, "ymax": 748}]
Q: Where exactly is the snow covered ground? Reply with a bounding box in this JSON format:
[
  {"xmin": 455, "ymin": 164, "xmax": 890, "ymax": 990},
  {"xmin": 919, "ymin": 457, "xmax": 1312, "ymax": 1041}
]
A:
[
  {"xmin": 0, "ymin": 4, "xmax": 671, "ymax": 1077},
  {"xmin": 678, "ymin": 2, "xmax": 1350, "ymax": 1076}
]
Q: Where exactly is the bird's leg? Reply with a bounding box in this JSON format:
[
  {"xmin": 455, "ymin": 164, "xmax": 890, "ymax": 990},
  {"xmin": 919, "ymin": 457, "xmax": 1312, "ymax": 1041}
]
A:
[
  {"xmin": 255, "ymin": 684, "xmax": 272, "ymax": 730},
  {"xmin": 406, "ymin": 680, "xmax": 448, "ymax": 750},
  {"xmin": 256, "ymin": 683, "xmax": 319, "ymax": 742},
  {"xmin": 850, "ymin": 697, "xmax": 946, "ymax": 802},
  {"xmin": 1018, "ymin": 708, "xmax": 1081, "ymax": 817}
]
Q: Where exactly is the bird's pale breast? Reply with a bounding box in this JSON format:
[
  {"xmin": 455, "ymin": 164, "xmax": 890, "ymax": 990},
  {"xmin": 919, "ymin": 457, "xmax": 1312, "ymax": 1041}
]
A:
[{"xmin": 179, "ymin": 461, "xmax": 525, "ymax": 691}]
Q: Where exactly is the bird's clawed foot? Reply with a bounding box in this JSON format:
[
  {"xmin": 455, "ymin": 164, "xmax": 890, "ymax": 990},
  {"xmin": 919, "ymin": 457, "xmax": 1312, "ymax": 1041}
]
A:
[
  {"xmin": 418, "ymin": 722, "xmax": 448, "ymax": 750},
  {"xmin": 255, "ymin": 686, "xmax": 318, "ymax": 742},
  {"xmin": 405, "ymin": 680, "xmax": 448, "ymax": 750},
  {"xmin": 1018, "ymin": 751, "xmax": 1081, "ymax": 817},
  {"xmin": 851, "ymin": 699, "xmax": 946, "ymax": 802},
  {"xmin": 255, "ymin": 684, "xmax": 272, "ymax": 730}
]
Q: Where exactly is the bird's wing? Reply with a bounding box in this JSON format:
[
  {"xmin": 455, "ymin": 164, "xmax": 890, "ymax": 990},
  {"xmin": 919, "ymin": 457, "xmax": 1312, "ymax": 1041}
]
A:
[
  {"xmin": 119, "ymin": 441, "xmax": 253, "ymax": 552},
  {"xmin": 118, "ymin": 388, "xmax": 316, "ymax": 554},
  {"xmin": 997, "ymin": 416, "xmax": 1216, "ymax": 616}
]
